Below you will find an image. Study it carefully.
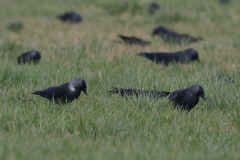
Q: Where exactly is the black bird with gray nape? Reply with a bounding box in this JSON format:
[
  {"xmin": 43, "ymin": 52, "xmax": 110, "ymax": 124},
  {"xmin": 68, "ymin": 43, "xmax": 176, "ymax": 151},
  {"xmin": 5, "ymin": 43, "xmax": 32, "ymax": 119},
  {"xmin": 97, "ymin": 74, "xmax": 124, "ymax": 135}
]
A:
[
  {"xmin": 17, "ymin": 50, "xmax": 41, "ymax": 64},
  {"xmin": 152, "ymin": 26, "xmax": 203, "ymax": 44},
  {"xmin": 32, "ymin": 78, "xmax": 87, "ymax": 104},
  {"xmin": 58, "ymin": 12, "xmax": 82, "ymax": 23},
  {"xmin": 169, "ymin": 85, "xmax": 206, "ymax": 111},
  {"xmin": 137, "ymin": 48, "xmax": 199, "ymax": 65},
  {"xmin": 109, "ymin": 87, "xmax": 170, "ymax": 99}
]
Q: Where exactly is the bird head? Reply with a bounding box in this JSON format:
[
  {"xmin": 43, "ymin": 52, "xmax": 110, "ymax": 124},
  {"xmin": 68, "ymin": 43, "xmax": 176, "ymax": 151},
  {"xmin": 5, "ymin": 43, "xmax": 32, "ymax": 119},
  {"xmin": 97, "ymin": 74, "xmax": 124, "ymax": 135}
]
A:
[
  {"xmin": 70, "ymin": 78, "xmax": 87, "ymax": 95},
  {"xmin": 184, "ymin": 48, "xmax": 199, "ymax": 61},
  {"xmin": 190, "ymin": 85, "xmax": 206, "ymax": 100}
]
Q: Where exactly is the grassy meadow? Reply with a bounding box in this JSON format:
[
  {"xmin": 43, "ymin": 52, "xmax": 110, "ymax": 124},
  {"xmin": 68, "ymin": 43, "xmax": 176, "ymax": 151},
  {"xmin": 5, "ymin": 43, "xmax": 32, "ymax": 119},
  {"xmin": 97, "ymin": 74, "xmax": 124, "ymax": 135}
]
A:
[{"xmin": 0, "ymin": 0, "xmax": 240, "ymax": 159}]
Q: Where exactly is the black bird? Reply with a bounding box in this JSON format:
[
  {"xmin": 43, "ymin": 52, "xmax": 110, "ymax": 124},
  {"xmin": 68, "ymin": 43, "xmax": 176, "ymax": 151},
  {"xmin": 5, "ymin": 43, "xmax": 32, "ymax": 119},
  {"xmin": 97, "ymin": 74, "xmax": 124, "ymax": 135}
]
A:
[
  {"xmin": 152, "ymin": 26, "xmax": 203, "ymax": 44},
  {"xmin": 169, "ymin": 85, "xmax": 206, "ymax": 111},
  {"xmin": 32, "ymin": 78, "xmax": 87, "ymax": 104},
  {"xmin": 212, "ymin": 73, "xmax": 234, "ymax": 83},
  {"xmin": 17, "ymin": 50, "xmax": 41, "ymax": 64},
  {"xmin": 7, "ymin": 22, "xmax": 23, "ymax": 32},
  {"xmin": 137, "ymin": 48, "xmax": 199, "ymax": 65},
  {"xmin": 58, "ymin": 12, "xmax": 82, "ymax": 23},
  {"xmin": 109, "ymin": 87, "xmax": 170, "ymax": 99},
  {"xmin": 110, "ymin": 85, "xmax": 205, "ymax": 111},
  {"xmin": 117, "ymin": 35, "xmax": 151, "ymax": 46},
  {"xmin": 149, "ymin": 3, "xmax": 160, "ymax": 14}
]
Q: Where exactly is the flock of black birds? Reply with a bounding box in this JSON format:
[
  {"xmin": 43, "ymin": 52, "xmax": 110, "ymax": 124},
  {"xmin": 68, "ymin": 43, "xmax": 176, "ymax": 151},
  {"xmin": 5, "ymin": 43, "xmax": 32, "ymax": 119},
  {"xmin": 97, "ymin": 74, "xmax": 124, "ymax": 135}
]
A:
[{"xmin": 7, "ymin": 0, "xmax": 233, "ymax": 111}]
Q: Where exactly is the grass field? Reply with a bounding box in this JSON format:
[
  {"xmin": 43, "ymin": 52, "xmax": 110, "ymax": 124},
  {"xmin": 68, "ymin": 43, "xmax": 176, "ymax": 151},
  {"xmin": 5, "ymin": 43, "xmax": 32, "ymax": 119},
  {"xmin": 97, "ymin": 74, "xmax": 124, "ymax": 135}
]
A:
[{"xmin": 0, "ymin": 0, "xmax": 240, "ymax": 159}]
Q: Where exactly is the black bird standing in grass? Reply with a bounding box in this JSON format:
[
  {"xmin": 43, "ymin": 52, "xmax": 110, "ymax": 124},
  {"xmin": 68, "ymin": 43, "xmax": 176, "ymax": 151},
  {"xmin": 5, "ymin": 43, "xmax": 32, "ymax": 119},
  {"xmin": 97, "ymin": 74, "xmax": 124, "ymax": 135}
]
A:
[
  {"xmin": 109, "ymin": 84, "xmax": 206, "ymax": 111},
  {"xmin": 149, "ymin": 2, "xmax": 160, "ymax": 14},
  {"xmin": 17, "ymin": 50, "xmax": 41, "ymax": 64},
  {"xmin": 109, "ymin": 87, "xmax": 170, "ymax": 99},
  {"xmin": 58, "ymin": 12, "xmax": 82, "ymax": 23},
  {"xmin": 169, "ymin": 85, "xmax": 206, "ymax": 111},
  {"xmin": 32, "ymin": 78, "xmax": 87, "ymax": 104},
  {"xmin": 137, "ymin": 48, "xmax": 199, "ymax": 65},
  {"xmin": 117, "ymin": 35, "xmax": 151, "ymax": 46},
  {"xmin": 152, "ymin": 26, "xmax": 203, "ymax": 44}
]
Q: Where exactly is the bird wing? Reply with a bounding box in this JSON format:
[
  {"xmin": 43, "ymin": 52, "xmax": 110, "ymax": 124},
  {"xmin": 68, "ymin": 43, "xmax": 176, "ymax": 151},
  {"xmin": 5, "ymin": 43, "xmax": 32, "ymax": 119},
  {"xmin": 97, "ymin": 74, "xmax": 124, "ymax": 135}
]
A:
[
  {"xmin": 169, "ymin": 90, "xmax": 184, "ymax": 104},
  {"xmin": 169, "ymin": 89, "xmax": 194, "ymax": 110},
  {"xmin": 32, "ymin": 86, "xmax": 58, "ymax": 100},
  {"xmin": 32, "ymin": 83, "xmax": 70, "ymax": 100}
]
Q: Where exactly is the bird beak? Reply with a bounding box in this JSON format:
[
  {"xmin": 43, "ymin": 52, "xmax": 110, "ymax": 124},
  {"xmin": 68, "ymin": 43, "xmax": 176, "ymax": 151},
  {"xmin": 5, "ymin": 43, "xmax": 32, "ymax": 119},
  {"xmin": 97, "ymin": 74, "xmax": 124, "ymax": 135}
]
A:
[
  {"xmin": 83, "ymin": 89, "xmax": 87, "ymax": 95},
  {"xmin": 201, "ymin": 95, "xmax": 206, "ymax": 101}
]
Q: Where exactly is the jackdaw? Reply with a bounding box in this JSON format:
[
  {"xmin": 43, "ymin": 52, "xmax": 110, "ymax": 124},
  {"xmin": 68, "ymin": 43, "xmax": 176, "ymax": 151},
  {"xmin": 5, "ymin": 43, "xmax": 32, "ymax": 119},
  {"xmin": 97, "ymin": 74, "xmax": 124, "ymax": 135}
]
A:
[
  {"xmin": 32, "ymin": 78, "xmax": 87, "ymax": 104},
  {"xmin": 152, "ymin": 26, "xmax": 203, "ymax": 44},
  {"xmin": 109, "ymin": 87, "xmax": 170, "ymax": 99},
  {"xmin": 149, "ymin": 3, "xmax": 160, "ymax": 14},
  {"xmin": 212, "ymin": 73, "xmax": 234, "ymax": 83},
  {"xmin": 17, "ymin": 50, "xmax": 41, "ymax": 64},
  {"xmin": 137, "ymin": 48, "xmax": 199, "ymax": 65},
  {"xmin": 116, "ymin": 35, "xmax": 151, "ymax": 46},
  {"xmin": 169, "ymin": 84, "xmax": 206, "ymax": 111},
  {"xmin": 58, "ymin": 12, "xmax": 82, "ymax": 23},
  {"xmin": 7, "ymin": 22, "xmax": 23, "ymax": 32},
  {"xmin": 110, "ymin": 85, "xmax": 206, "ymax": 111}
]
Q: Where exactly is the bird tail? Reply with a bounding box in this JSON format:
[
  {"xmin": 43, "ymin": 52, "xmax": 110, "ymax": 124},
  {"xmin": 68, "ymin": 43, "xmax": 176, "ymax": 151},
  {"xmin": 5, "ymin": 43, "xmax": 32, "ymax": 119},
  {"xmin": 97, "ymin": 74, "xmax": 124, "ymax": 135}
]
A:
[
  {"xmin": 159, "ymin": 91, "xmax": 171, "ymax": 97},
  {"xmin": 109, "ymin": 87, "xmax": 139, "ymax": 97},
  {"xmin": 112, "ymin": 40, "xmax": 124, "ymax": 44},
  {"xmin": 136, "ymin": 53, "xmax": 146, "ymax": 56},
  {"xmin": 118, "ymin": 35, "xmax": 127, "ymax": 40},
  {"xmin": 109, "ymin": 87, "xmax": 120, "ymax": 94},
  {"xmin": 57, "ymin": 15, "xmax": 66, "ymax": 21},
  {"xmin": 31, "ymin": 91, "xmax": 40, "ymax": 95}
]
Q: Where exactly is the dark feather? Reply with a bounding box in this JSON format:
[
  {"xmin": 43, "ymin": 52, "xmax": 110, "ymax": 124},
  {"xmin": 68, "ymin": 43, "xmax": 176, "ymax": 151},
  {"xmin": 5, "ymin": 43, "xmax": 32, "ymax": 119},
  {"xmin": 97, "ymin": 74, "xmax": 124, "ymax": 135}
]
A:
[
  {"xmin": 118, "ymin": 35, "xmax": 151, "ymax": 46},
  {"xmin": 17, "ymin": 50, "xmax": 41, "ymax": 64},
  {"xmin": 32, "ymin": 78, "xmax": 87, "ymax": 104},
  {"xmin": 169, "ymin": 85, "xmax": 206, "ymax": 111},
  {"xmin": 137, "ymin": 48, "xmax": 199, "ymax": 65},
  {"xmin": 58, "ymin": 12, "xmax": 82, "ymax": 23},
  {"xmin": 109, "ymin": 87, "xmax": 170, "ymax": 99},
  {"xmin": 152, "ymin": 26, "xmax": 203, "ymax": 44}
]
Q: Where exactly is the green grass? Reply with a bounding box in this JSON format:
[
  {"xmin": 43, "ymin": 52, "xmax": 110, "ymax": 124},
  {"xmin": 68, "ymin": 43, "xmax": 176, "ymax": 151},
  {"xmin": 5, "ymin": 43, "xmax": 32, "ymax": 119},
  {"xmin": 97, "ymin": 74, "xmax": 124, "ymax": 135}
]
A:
[{"xmin": 0, "ymin": 0, "xmax": 240, "ymax": 159}]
